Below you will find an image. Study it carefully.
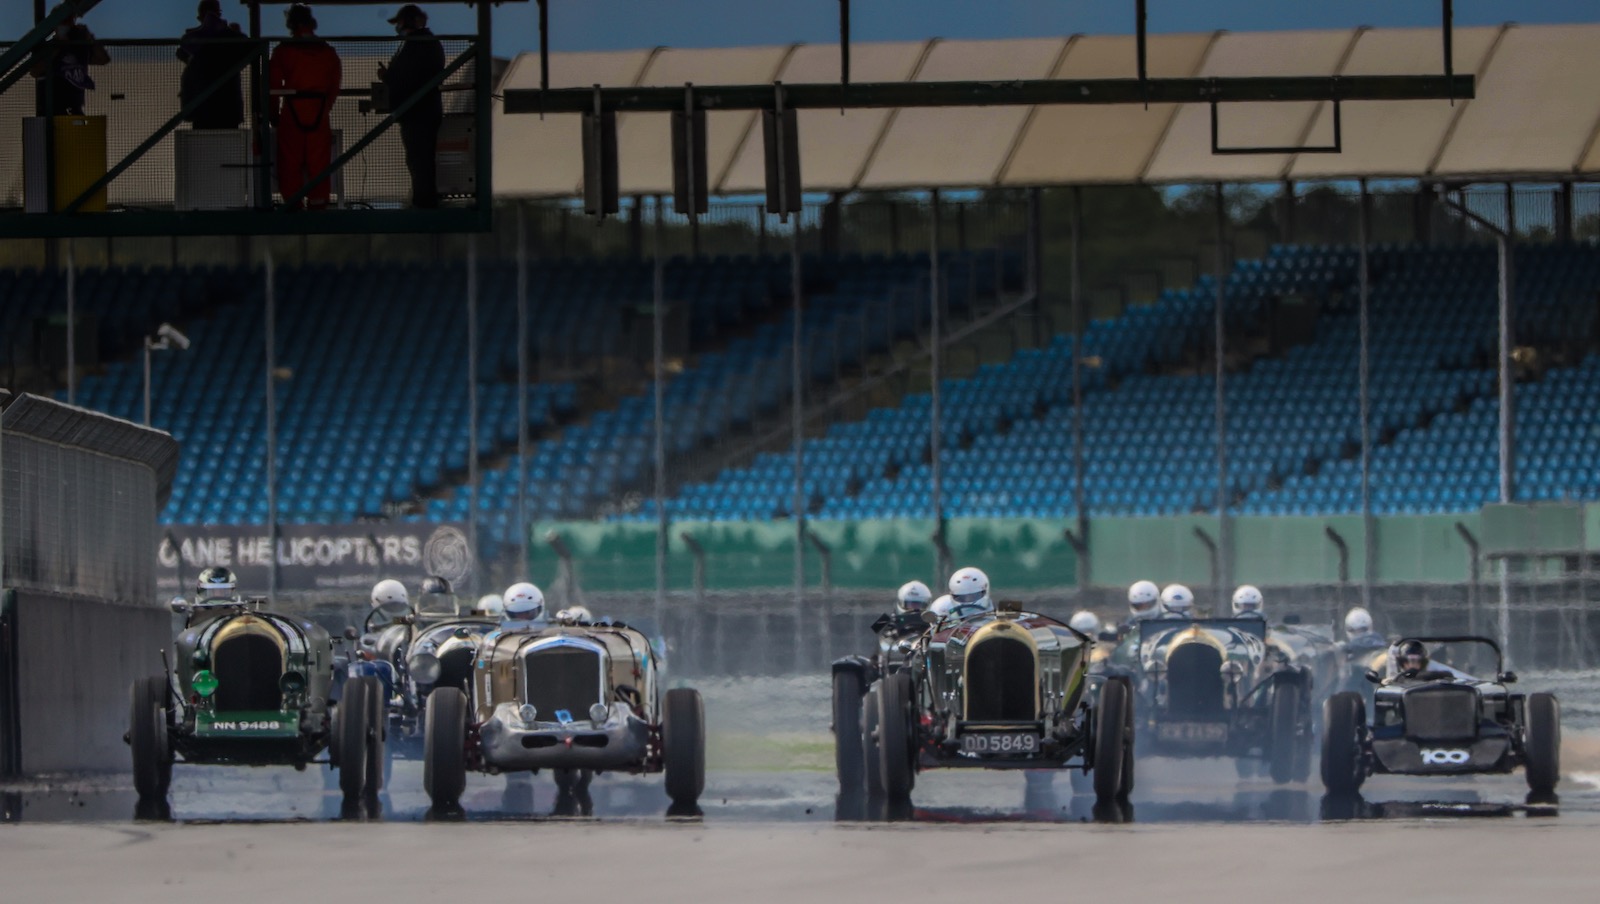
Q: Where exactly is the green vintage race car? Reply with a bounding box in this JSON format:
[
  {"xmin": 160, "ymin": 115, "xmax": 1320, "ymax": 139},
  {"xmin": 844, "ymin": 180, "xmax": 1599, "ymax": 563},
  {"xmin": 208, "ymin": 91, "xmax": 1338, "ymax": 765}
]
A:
[{"xmin": 126, "ymin": 592, "xmax": 383, "ymax": 811}]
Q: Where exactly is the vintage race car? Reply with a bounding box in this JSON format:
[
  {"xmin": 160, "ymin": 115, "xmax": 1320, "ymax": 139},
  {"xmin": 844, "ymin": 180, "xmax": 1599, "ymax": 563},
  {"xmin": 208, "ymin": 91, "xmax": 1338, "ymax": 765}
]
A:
[
  {"xmin": 1117, "ymin": 616, "xmax": 1315, "ymax": 783},
  {"xmin": 830, "ymin": 609, "xmax": 927, "ymax": 794},
  {"xmin": 849, "ymin": 601, "xmax": 1134, "ymax": 806},
  {"xmin": 420, "ymin": 615, "xmax": 705, "ymax": 811},
  {"xmin": 360, "ymin": 586, "xmax": 498, "ymax": 756},
  {"xmin": 1321, "ymin": 635, "xmax": 1559, "ymax": 796},
  {"xmin": 127, "ymin": 594, "xmax": 383, "ymax": 809}
]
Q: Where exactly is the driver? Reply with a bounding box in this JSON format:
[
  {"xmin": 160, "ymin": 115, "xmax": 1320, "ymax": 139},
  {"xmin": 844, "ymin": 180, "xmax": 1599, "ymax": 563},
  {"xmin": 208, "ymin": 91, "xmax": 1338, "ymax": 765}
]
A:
[
  {"xmin": 1069, "ymin": 610, "xmax": 1101, "ymax": 637},
  {"xmin": 1393, "ymin": 639, "xmax": 1431, "ymax": 677},
  {"xmin": 1343, "ymin": 607, "xmax": 1387, "ymax": 649},
  {"xmin": 418, "ymin": 574, "xmax": 456, "ymax": 616},
  {"xmin": 500, "ymin": 582, "xmax": 547, "ymax": 630},
  {"xmin": 369, "ymin": 578, "xmax": 412, "ymax": 626},
  {"xmin": 1126, "ymin": 580, "xmax": 1161, "ymax": 625},
  {"xmin": 896, "ymin": 580, "xmax": 932, "ymax": 615},
  {"xmin": 1231, "ymin": 585, "xmax": 1264, "ymax": 619},
  {"xmin": 555, "ymin": 605, "xmax": 594, "ymax": 625},
  {"xmin": 1159, "ymin": 583, "xmax": 1195, "ymax": 618},
  {"xmin": 475, "ymin": 594, "xmax": 505, "ymax": 617},
  {"xmin": 947, "ymin": 566, "xmax": 993, "ymax": 615},
  {"xmin": 196, "ymin": 566, "xmax": 238, "ymax": 601},
  {"xmin": 927, "ymin": 594, "xmax": 955, "ymax": 619}
]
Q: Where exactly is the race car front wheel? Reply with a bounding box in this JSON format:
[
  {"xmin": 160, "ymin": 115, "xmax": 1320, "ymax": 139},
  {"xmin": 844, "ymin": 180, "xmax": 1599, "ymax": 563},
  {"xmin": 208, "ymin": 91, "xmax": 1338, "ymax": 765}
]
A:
[
  {"xmin": 1269, "ymin": 684, "xmax": 1302, "ymax": 784},
  {"xmin": 832, "ymin": 669, "xmax": 866, "ymax": 795},
  {"xmin": 129, "ymin": 675, "xmax": 172, "ymax": 801},
  {"xmin": 1524, "ymin": 692, "xmax": 1560, "ymax": 794},
  {"xmin": 1093, "ymin": 677, "xmax": 1130, "ymax": 803},
  {"xmin": 863, "ymin": 689, "xmax": 883, "ymax": 798},
  {"xmin": 1320, "ymin": 691, "xmax": 1366, "ymax": 796},
  {"xmin": 423, "ymin": 687, "xmax": 468, "ymax": 809},
  {"xmin": 362, "ymin": 675, "xmax": 387, "ymax": 802},
  {"xmin": 337, "ymin": 676, "xmax": 372, "ymax": 804},
  {"xmin": 876, "ymin": 671, "xmax": 915, "ymax": 800},
  {"xmin": 663, "ymin": 687, "xmax": 707, "ymax": 807}
]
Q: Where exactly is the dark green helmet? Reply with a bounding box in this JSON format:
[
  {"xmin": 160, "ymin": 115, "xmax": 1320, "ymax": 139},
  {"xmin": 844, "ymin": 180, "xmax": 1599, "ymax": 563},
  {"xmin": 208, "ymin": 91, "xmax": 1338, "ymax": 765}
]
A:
[{"xmin": 197, "ymin": 566, "xmax": 237, "ymax": 596}]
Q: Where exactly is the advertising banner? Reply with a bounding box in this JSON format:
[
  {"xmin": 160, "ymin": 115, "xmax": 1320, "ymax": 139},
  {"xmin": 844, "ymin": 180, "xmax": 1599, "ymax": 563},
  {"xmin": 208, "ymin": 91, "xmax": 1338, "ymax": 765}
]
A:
[{"xmin": 157, "ymin": 523, "xmax": 474, "ymax": 594}]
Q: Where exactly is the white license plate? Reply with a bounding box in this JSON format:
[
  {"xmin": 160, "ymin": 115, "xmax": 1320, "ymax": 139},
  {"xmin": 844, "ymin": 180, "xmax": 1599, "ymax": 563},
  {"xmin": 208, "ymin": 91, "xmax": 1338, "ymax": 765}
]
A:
[
  {"xmin": 960, "ymin": 732, "xmax": 1040, "ymax": 754},
  {"xmin": 1157, "ymin": 721, "xmax": 1228, "ymax": 743}
]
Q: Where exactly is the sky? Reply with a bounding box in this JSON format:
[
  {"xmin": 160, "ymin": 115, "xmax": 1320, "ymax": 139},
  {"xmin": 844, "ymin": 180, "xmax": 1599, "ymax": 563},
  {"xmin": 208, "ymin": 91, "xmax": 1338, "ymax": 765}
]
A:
[{"xmin": 7, "ymin": 1, "xmax": 1599, "ymax": 54}]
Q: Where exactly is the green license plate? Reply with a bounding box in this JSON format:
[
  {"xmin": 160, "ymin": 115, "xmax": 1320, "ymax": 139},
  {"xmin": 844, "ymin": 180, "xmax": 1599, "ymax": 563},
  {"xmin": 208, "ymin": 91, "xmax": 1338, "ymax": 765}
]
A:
[{"xmin": 197, "ymin": 711, "xmax": 300, "ymax": 738}]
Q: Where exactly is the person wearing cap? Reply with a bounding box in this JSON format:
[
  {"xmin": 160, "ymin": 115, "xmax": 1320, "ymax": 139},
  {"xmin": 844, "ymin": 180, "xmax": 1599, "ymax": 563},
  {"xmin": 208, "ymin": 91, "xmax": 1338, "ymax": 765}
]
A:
[
  {"xmin": 30, "ymin": 11, "xmax": 110, "ymax": 116},
  {"xmin": 378, "ymin": 4, "xmax": 444, "ymax": 208},
  {"xmin": 269, "ymin": 4, "xmax": 342, "ymax": 210},
  {"xmin": 177, "ymin": 0, "xmax": 248, "ymax": 129}
]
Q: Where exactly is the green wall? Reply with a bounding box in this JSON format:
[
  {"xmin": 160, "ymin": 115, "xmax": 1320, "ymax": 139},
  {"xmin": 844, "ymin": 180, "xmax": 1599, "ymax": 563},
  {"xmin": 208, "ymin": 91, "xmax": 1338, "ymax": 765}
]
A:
[{"xmin": 528, "ymin": 504, "xmax": 1596, "ymax": 592}]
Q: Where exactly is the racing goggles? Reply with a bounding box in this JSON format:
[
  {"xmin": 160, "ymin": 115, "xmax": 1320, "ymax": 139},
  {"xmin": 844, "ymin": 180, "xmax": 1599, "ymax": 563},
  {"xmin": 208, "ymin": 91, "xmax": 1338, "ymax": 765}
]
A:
[
  {"xmin": 1129, "ymin": 599, "xmax": 1158, "ymax": 612},
  {"xmin": 951, "ymin": 589, "xmax": 987, "ymax": 605},
  {"xmin": 899, "ymin": 598, "xmax": 927, "ymax": 613}
]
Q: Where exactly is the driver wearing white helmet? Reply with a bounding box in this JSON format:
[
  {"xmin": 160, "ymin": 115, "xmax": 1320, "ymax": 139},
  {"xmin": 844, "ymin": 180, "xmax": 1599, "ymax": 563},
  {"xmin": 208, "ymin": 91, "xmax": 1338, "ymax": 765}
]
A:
[
  {"xmin": 1159, "ymin": 583, "xmax": 1195, "ymax": 618},
  {"xmin": 370, "ymin": 578, "xmax": 412, "ymax": 624},
  {"xmin": 475, "ymin": 594, "xmax": 505, "ymax": 617},
  {"xmin": 947, "ymin": 567, "xmax": 993, "ymax": 616},
  {"xmin": 1126, "ymin": 580, "xmax": 1161, "ymax": 625},
  {"xmin": 1068, "ymin": 610, "xmax": 1101, "ymax": 637},
  {"xmin": 500, "ymin": 582, "xmax": 547, "ymax": 630},
  {"xmin": 555, "ymin": 605, "xmax": 594, "ymax": 625},
  {"xmin": 1231, "ymin": 585, "xmax": 1265, "ymax": 619},
  {"xmin": 1343, "ymin": 607, "xmax": 1386, "ymax": 650},
  {"xmin": 896, "ymin": 580, "xmax": 932, "ymax": 614},
  {"xmin": 927, "ymin": 594, "xmax": 956, "ymax": 618}
]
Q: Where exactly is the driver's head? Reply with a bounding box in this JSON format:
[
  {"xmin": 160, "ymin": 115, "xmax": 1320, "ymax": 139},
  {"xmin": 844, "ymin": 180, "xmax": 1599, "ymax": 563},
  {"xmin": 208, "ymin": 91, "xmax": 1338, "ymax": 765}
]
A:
[
  {"xmin": 947, "ymin": 567, "xmax": 991, "ymax": 612},
  {"xmin": 1127, "ymin": 580, "xmax": 1160, "ymax": 620},
  {"xmin": 371, "ymin": 578, "xmax": 409, "ymax": 610},
  {"xmin": 197, "ymin": 566, "xmax": 237, "ymax": 599},
  {"xmin": 1397, "ymin": 639, "xmax": 1429, "ymax": 672},
  {"xmin": 896, "ymin": 580, "xmax": 932, "ymax": 614}
]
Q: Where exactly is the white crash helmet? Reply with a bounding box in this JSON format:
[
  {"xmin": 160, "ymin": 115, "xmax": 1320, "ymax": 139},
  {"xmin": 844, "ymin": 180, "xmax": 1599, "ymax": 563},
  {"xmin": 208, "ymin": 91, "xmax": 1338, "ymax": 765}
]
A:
[
  {"xmin": 1127, "ymin": 580, "xmax": 1160, "ymax": 619},
  {"xmin": 948, "ymin": 567, "xmax": 992, "ymax": 611},
  {"xmin": 896, "ymin": 580, "xmax": 933, "ymax": 613},
  {"xmin": 1068, "ymin": 610, "xmax": 1101, "ymax": 636},
  {"xmin": 502, "ymin": 582, "xmax": 546, "ymax": 621},
  {"xmin": 371, "ymin": 578, "xmax": 409, "ymax": 608},
  {"xmin": 1344, "ymin": 607, "xmax": 1374, "ymax": 638},
  {"xmin": 1232, "ymin": 584, "xmax": 1264, "ymax": 617},
  {"xmin": 928, "ymin": 594, "xmax": 955, "ymax": 617},
  {"xmin": 476, "ymin": 594, "xmax": 505, "ymax": 617},
  {"xmin": 1159, "ymin": 584, "xmax": 1195, "ymax": 617}
]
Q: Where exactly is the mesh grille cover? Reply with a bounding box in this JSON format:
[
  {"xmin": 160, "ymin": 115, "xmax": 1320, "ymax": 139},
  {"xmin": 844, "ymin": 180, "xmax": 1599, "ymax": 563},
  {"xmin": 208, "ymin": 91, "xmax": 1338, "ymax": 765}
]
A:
[
  {"xmin": 1404, "ymin": 686, "xmax": 1479, "ymax": 741},
  {"xmin": 522, "ymin": 646, "xmax": 602, "ymax": 719},
  {"xmin": 965, "ymin": 635, "xmax": 1035, "ymax": 721}
]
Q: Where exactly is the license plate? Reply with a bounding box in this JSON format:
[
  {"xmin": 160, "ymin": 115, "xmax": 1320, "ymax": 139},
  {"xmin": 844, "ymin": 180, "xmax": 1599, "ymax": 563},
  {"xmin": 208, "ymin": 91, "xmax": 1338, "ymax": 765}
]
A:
[
  {"xmin": 960, "ymin": 732, "xmax": 1040, "ymax": 754},
  {"xmin": 1157, "ymin": 721, "xmax": 1228, "ymax": 743},
  {"xmin": 197, "ymin": 711, "xmax": 299, "ymax": 738}
]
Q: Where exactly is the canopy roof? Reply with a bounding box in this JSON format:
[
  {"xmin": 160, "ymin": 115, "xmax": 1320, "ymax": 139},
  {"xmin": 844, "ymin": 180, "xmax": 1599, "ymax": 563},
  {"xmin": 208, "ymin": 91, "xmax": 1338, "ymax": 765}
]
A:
[{"xmin": 493, "ymin": 23, "xmax": 1600, "ymax": 197}]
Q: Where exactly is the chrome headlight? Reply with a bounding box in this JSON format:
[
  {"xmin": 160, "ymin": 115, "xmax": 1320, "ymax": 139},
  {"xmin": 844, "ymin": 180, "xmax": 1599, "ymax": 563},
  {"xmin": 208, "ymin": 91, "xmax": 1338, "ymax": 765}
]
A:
[
  {"xmin": 588, "ymin": 703, "xmax": 609, "ymax": 725},
  {"xmin": 408, "ymin": 652, "xmax": 442, "ymax": 684},
  {"xmin": 518, "ymin": 704, "xmax": 538, "ymax": 725}
]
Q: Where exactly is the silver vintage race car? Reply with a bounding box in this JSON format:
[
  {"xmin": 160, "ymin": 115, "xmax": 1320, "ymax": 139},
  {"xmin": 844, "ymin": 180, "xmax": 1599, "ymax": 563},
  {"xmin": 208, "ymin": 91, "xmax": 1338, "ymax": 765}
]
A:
[
  {"xmin": 1320, "ymin": 635, "xmax": 1559, "ymax": 797},
  {"xmin": 419, "ymin": 613, "xmax": 706, "ymax": 813}
]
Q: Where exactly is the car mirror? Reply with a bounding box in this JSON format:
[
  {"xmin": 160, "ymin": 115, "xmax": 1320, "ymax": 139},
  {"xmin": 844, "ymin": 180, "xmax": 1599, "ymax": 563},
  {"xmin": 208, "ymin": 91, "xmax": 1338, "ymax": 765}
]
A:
[
  {"xmin": 1498, "ymin": 671, "xmax": 1518, "ymax": 684},
  {"xmin": 168, "ymin": 596, "xmax": 191, "ymax": 615},
  {"xmin": 921, "ymin": 609, "xmax": 940, "ymax": 626},
  {"xmin": 997, "ymin": 599, "xmax": 1023, "ymax": 614},
  {"xmin": 1364, "ymin": 669, "xmax": 1382, "ymax": 685},
  {"xmin": 343, "ymin": 626, "xmax": 360, "ymax": 641}
]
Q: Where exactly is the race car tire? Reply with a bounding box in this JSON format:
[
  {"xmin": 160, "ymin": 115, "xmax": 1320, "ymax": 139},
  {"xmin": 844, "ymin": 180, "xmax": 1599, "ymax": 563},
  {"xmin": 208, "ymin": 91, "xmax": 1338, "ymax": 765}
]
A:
[
  {"xmin": 1269, "ymin": 683, "xmax": 1301, "ymax": 784},
  {"xmin": 876, "ymin": 671, "xmax": 915, "ymax": 800},
  {"xmin": 1093, "ymin": 677, "xmax": 1129, "ymax": 803},
  {"xmin": 832, "ymin": 669, "xmax": 866, "ymax": 795},
  {"xmin": 423, "ymin": 687, "xmax": 468, "ymax": 808},
  {"xmin": 338, "ymin": 677, "xmax": 372, "ymax": 803},
  {"xmin": 1524, "ymin": 692, "xmax": 1561, "ymax": 794},
  {"xmin": 663, "ymin": 687, "xmax": 707, "ymax": 806},
  {"xmin": 129, "ymin": 675, "xmax": 171, "ymax": 800},
  {"xmin": 1120, "ymin": 678, "xmax": 1136, "ymax": 797},
  {"xmin": 863, "ymin": 688, "xmax": 883, "ymax": 798},
  {"xmin": 363, "ymin": 675, "xmax": 386, "ymax": 801},
  {"xmin": 1320, "ymin": 691, "xmax": 1366, "ymax": 796}
]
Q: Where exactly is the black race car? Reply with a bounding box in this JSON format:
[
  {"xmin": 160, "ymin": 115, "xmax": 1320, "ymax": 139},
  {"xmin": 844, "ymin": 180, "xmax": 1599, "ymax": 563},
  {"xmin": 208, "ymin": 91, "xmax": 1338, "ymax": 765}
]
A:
[{"xmin": 1320, "ymin": 635, "xmax": 1559, "ymax": 796}]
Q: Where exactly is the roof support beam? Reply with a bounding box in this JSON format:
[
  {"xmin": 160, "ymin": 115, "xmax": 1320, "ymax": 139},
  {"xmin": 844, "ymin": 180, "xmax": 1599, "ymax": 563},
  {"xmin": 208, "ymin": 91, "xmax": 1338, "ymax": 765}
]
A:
[{"xmin": 503, "ymin": 74, "xmax": 1474, "ymax": 116}]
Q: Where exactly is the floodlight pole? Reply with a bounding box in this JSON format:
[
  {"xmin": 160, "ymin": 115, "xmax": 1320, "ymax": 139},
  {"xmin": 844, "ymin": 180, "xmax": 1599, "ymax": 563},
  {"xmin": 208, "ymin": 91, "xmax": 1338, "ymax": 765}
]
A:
[
  {"xmin": 1212, "ymin": 184, "xmax": 1231, "ymax": 599},
  {"xmin": 1358, "ymin": 179, "xmax": 1374, "ymax": 610},
  {"xmin": 791, "ymin": 213, "xmax": 806, "ymax": 671},
  {"xmin": 467, "ymin": 236, "xmax": 480, "ymax": 588},
  {"xmin": 930, "ymin": 190, "xmax": 947, "ymax": 581},
  {"xmin": 653, "ymin": 199, "xmax": 668, "ymax": 634},
  {"xmin": 516, "ymin": 203, "xmax": 529, "ymax": 544},
  {"xmin": 264, "ymin": 251, "xmax": 278, "ymax": 604},
  {"xmin": 1070, "ymin": 186, "xmax": 1087, "ymax": 556},
  {"xmin": 65, "ymin": 242, "xmax": 75, "ymax": 405}
]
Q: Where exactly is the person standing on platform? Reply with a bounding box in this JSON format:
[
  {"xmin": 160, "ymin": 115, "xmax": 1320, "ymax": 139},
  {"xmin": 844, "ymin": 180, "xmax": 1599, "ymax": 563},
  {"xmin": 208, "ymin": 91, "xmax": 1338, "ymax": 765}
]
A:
[
  {"xmin": 378, "ymin": 4, "xmax": 444, "ymax": 208},
  {"xmin": 177, "ymin": 0, "xmax": 248, "ymax": 130},
  {"xmin": 30, "ymin": 12, "xmax": 109, "ymax": 117},
  {"xmin": 269, "ymin": 4, "xmax": 342, "ymax": 210}
]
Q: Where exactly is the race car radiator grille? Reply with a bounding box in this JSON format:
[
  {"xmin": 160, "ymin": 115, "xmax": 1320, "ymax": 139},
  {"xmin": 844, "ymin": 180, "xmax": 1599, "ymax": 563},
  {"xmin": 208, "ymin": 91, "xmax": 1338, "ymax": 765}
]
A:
[
  {"xmin": 436, "ymin": 647, "xmax": 474, "ymax": 692},
  {"xmin": 212, "ymin": 635, "xmax": 284, "ymax": 712},
  {"xmin": 522, "ymin": 648, "xmax": 603, "ymax": 719},
  {"xmin": 1165, "ymin": 643, "xmax": 1224, "ymax": 717},
  {"xmin": 965, "ymin": 635, "xmax": 1036, "ymax": 721},
  {"xmin": 1404, "ymin": 687, "xmax": 1479, "ymax": 741}
]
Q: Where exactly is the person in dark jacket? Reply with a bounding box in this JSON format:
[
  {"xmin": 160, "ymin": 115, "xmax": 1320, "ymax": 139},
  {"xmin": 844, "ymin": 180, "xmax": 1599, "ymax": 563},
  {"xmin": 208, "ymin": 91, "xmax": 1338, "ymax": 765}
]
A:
[
  {"xmin": 30, "ymin": 13, "xmax": 110, "ymax": 116},
  {"xmin": 378, "ymin": 4, "xmax": 444, "ymax": 208},
  {"xmin": 177, "ymin": 0, "xmax": 248, "ymax": 129}
]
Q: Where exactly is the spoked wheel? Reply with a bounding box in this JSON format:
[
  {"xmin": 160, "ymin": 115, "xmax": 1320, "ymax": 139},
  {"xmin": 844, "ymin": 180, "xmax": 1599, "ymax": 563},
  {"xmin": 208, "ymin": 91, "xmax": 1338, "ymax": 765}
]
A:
[
  {"xmin": 1320, "ymin": 692, "xmax": 1367, "ymax": 796},
  {"xmin": 129, "ymin": 675, "xmax": 172, "ymax": 801},
  {"xmin": 876, "ymin": 671, "xmax": 915, "ymax": 801},
  {"xmin": 1093, "ymin": 677, "xmax": 1129, "ymax": 803},
  {"xmin": 1524, "ymin": 692, "xmax": 1561, "ymax": 795},
  {"xmin": 363, "ymin": 676, "xmax": 387, "ymax": 803},
  {"xmin": 831, "ymin": 669, "xmax": 866, "ymax": 795},
  {"xmin": 1269, "ymin": 683, "xmax": 1302, "ymax": 785},
  {"xmin": 337, "ymin": 676, "xmax": 372, "ymax": 805},
  {"xmin": 663, "ymin": 687, "xmax": 706, "ymax": 807},
  {"xmin": 424, "ymin": 687, "xmax": 468, "ymax": 809}
]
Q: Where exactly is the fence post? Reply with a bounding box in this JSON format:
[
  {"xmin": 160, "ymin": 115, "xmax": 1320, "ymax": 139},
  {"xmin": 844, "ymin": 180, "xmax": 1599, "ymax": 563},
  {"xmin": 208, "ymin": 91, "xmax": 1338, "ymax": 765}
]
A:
[
  {"xmin": 544, "ymin": 530, "xmax": 583, "ymax": 608},
  {"xmin": 680, "ymin": 531, "xmax": 707, "ymax": 673},
  {"xmin": 1194, "ymin": 526, "xmax": 1220, "ymax": 611},
  {"xmin": 806, "ymin": 530, "xmax": 833, "ymax": 664},
  {"xmin": 1455, "ymin": 522, "xmax": 1480, "ymax": 638},
  {"xmin": 1325, "ymin": 525, "xmax": 1350, "ymax": 623}
]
